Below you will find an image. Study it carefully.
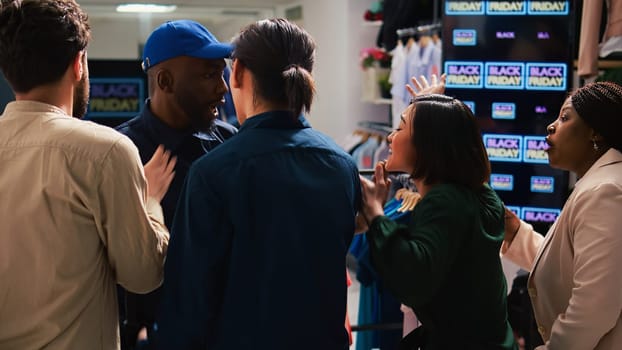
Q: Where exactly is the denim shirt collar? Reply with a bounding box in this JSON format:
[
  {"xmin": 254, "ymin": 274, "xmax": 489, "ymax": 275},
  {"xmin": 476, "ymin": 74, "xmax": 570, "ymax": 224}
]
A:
[{"xmin": 238, "ymin": 110, "xmax": 311, "ymax": 133}]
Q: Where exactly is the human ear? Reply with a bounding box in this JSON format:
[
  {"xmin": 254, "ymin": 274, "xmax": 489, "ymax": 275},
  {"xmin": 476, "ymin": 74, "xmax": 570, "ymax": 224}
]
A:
[
  {"xmin": 72, "ymin": 51, "xmax": 86, "ymax": 81},
  {"xmin": 590, "ymin": 129, "xmax": 604, "ymax": 143},
  {"xmin": 230, "ymin": 59, "xmax": 244, "ymax": 89},
  {"xmin": 156, "ymin": 69, "xmax": 174, "ymax": 93}
]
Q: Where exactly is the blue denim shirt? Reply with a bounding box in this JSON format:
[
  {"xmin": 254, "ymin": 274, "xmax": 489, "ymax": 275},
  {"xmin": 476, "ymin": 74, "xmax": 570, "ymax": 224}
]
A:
[{"xmin": 156, "ymin": 110, "xmax": 361, "ymax": 350}]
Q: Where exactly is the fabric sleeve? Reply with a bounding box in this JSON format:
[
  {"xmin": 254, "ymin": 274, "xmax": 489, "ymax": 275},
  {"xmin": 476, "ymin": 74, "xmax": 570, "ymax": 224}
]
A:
[
  {"xmin": 94, "ymin": 136, "xmax": 169, "ymax": 293},
  {"xmin": 365, "ymin": 191, "xmax": 469, "ymax": 306},
  {"xmin": 155, "ymin": 162, "xmax": 230, "ymax": 349},
  {"xmin": 540, "ymin": 182, "xmax": 622, "ymax": 350},
  {"xmin": 500, "ymin": 220, "xmax": 543, "ymax": 272},
  {"xmin": 577, "ymin": 0, "xmax": 603, "ymax": 78}
]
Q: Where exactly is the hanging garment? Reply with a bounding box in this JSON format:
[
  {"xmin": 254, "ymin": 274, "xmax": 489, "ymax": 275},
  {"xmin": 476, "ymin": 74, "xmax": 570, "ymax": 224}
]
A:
[
  {"xmin": 351, "ymin": 198, "xmax": 413, "ymax": 350},
  {"xmin": 578, "ymin": 0, "xmax": 622, "ymax": 78},
  {"xmin": 373, "ymin": 140, "xmax": 391, "ymax": 165},
  {"xmin": 390, "ymin": 41, "xmax": 411, "ymax": 128}
]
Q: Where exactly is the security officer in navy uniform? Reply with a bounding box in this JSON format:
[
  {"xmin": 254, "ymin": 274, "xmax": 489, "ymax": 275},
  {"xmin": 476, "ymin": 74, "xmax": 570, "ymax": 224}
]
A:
[{"xmin": 115, "ymin": 20, "xmax": 237, "ymax": 350}]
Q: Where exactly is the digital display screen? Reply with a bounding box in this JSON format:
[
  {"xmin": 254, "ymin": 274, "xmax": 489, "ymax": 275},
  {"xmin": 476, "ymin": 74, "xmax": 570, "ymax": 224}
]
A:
[
  {"xmin": 483, "ymin": 134, "xmax": 522, "ymax": 162},
  {"xmin": 485, "ymin": 62, "xmax": 525, "ymax": 89},
  {"xmin": 88, "ymin": 78, "xmax": 145, "ymax": 118},
  {"xmin": 85, "ymin": 60, "xmax": 147, "ymax": 128},
  {"xmin": 491, "ymin": 102, "xmax": 516, "ymax": 119},
  {"xmin": 490, "ymin": 173, "xmax": 515, "ymax": 191},
  {"xmin": 1, "ymin": 62, "xmax": 143, "ymax": 129},
  {"xmin": 453, "ymin": 29, "xmax": 478, "ymax": 46},
  {"xmin": 443, "ymin": 0, "xmax": 573, "ymax": 230}
]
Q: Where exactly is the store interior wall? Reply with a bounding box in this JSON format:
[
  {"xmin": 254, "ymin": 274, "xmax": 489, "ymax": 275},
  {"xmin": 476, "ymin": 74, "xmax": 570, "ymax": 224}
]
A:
[
  {"xmin": 83, "ymin": 0, "xmax": 389, "ymax": 140},
  {"xmin": 295, "ymin": 0, "xmax": 390, "ymax": 140}
]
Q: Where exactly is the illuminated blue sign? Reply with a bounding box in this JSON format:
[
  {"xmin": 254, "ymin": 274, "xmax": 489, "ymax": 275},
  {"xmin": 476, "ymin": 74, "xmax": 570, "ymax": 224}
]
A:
[
  {"xmin": 527, "ymin": 1, "xmax": 569, "ymax": 15},
  {"xmin": 492, "ymin": 102, "xmax": 516, "ymax": 119},
  {"xmin": 88, "ymin": 78, "xmax": 144, "ymax": 118},
  {"xmin": 453, "ymin": 29, "xmax": 477, "ymax": 46},
  {"xmin": 521, "ymin": 207, "xmax": 560, "ymax": 223},
  {"xmin": 487, "ymin": 1, "xmax": 527, "ymax": 15},
  {"xmin": 445, "ymin": 61, "xmax": 484, "ymax": 89},
  {"xmin": 530, "ymin": 176, "xmax": 555, "ymax": 193},
  {"xmin": 526, "ymin": 63, "xmax": 567, "ymax": 91},
  {"xmin": 485, "ymin": 62, "xmax": 525, "ymax": 89},
  {"xmin": 490, "ymin": 174, "xmax": 514, "ymax": 191},
  {"xmin": 445, "ymin": 1, "xmax": 485, "ymax": 15},
  {"xmin": 483, "ymin": 134, "xmax": 522, "ymax": 162}
]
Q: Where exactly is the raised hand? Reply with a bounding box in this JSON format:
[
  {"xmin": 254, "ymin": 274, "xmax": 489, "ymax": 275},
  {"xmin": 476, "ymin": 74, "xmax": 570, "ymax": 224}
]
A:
[
  {"xmin": 359, "ymin": 161, "xmax": 392, "ymax": 225},
  {"xmin": 406, "ymin": 73, "xmax": 446, "ymax": 98}
]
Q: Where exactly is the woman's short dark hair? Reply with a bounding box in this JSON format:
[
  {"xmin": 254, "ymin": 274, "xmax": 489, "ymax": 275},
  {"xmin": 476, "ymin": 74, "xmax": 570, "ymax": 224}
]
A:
[
  {"xmin": 409, "ymin": 94, "xmax": 491, "ymax": 190},
  {"xmin": 0, "ymin": 0, "xmax": 90, "ymax": 93},
  {"xmin": 231, "ymin": 18, "xmax": 316, "ymax": 117}
]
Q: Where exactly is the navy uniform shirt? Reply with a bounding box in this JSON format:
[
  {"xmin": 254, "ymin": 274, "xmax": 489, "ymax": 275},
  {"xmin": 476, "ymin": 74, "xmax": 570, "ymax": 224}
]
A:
[
  {"xmin": 114, "ymin": 100, "xmax": 236, "ymax": 341},
  {"xmin": 116, "ymin": 100, "xmax": 237, "ymax": 229},
  {"xmin": 156, "ymin": 111, "xmax": 361, "ymax": 350}
]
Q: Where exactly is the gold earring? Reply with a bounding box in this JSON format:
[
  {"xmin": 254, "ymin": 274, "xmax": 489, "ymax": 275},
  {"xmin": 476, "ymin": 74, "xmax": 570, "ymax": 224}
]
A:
[{"xmin": 592, "ymin": 140, "xmax": 599, "ymax": 151}]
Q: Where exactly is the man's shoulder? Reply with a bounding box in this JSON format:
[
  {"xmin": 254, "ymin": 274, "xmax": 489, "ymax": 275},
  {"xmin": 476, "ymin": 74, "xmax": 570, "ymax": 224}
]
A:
[
  {"xmin": 70, "ymin": 119, "xmax": 134, "ymax": 153},
  {"xmin": 115, "ymin": 115, "xmax": 144, "ymax": 136},
  {"xmin": 38, "ymin": 116, "xmax": 135, "ymax": 162},
  {"xmin": 48, "ymin": 116, "xmax": 120, "ymax": 142}
]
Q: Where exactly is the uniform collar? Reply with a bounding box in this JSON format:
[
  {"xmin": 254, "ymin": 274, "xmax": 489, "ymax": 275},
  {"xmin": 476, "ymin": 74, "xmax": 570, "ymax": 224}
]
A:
[{"xmin": 141, "ymin": 99, "xmax": 226, "ymax": 149}]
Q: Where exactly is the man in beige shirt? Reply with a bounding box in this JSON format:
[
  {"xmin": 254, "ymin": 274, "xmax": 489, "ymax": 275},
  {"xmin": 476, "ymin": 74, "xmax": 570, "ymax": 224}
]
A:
[{"xmin": 0, "ymin": 1, "xmax": 173, "ymax": 349}]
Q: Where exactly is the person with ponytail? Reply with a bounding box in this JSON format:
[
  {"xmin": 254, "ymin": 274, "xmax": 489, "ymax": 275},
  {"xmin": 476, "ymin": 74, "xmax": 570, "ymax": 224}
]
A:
[{"xmin": 155, "ymin": 18, "xmax": 361, "ymax": 350}]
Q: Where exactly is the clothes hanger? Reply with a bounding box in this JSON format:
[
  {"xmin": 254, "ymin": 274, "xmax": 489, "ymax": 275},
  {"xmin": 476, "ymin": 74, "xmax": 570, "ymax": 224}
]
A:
[{"xmin": 395, "ymin": 188, "xmax": 422, "ymax": 212}]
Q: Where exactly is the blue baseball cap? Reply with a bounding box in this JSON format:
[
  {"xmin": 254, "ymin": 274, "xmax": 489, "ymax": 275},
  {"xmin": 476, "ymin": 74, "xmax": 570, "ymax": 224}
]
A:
[{"xmin": 142, "ymin": 20, "xmax": 233, "ymax": 71}]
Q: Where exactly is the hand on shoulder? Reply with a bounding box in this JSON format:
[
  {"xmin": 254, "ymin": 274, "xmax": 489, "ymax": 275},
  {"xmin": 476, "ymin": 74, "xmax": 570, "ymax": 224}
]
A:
[{"xmin": 144, "ymin": 145, "xmax": 176, "ymax": 202}]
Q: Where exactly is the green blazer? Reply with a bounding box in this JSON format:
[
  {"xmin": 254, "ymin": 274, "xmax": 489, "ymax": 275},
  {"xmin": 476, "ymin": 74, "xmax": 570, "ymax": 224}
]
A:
[{"xmin": 367, "ymin": 183, "xmax": 517, "ymax": 350}]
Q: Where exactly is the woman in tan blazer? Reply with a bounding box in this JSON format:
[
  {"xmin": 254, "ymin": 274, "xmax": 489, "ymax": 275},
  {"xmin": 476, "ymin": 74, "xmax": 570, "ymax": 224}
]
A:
[{"xmin": 502, "ymin": 82, "xmax": 622, "ymax": 349}]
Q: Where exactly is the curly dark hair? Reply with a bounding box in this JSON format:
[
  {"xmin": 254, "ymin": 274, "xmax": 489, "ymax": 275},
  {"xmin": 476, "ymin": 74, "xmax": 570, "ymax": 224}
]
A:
[
  {"xmin": 571, "ymin": 81, "xmax": 622, "ymax": 152},
  {"xmin": 0, "ymin": 0, "xmax": 90, "ymax": 93}
]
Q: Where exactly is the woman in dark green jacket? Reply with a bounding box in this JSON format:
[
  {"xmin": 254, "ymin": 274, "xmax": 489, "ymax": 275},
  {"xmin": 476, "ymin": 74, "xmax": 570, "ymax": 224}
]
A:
[{"xmin": 359, "ymin": 77, "xmax": 518, "ymax": 350}]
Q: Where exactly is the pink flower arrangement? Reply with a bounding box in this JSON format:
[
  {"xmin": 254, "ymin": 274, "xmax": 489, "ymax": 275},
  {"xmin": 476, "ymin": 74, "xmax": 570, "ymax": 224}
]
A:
[{"xmin": 360, "ymin": 47, "xmax": 392, "ymax": 69}]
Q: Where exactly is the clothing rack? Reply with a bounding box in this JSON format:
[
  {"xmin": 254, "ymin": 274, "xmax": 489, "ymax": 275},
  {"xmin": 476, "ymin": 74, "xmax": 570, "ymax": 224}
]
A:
[
  {"xmin": 351, "ymin": 322, "xmax": 403, "ymax": 332},
  {"xmin": 396, "ymin": 22, "xmax": 442, "ymax": 38},
  {"xmin": 356, "ymin": 120, "xmax": 394, "ymax": 135},
  {"xmin": 395, "ymin": 0, "xmax": 442, "ymax": 38}
]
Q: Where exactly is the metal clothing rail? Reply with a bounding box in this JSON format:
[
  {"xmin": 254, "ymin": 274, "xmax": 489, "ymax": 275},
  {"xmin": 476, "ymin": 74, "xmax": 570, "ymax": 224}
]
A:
[
  {"xmin": 396, "ymin": 0, "xmax": 442, "ymax": 38},
  {"xmin": 351, "ymin": 322, "xmax": 403, "ymax": 332},
  {"xmin": 396, "ymin": 22, "xmax": 442, "ymax": 38},
  {"xmin": 357, "ymin": 120, "xmax": 394, "ymax": 135}
]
